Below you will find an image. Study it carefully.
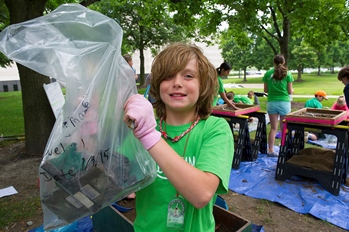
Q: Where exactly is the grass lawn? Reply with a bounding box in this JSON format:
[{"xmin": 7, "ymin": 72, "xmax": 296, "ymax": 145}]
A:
[{"xmin": 227, "ymin": 72, "xmax": 342, "ymax": 95}]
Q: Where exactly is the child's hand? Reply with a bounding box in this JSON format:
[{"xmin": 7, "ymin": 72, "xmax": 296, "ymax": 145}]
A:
[{"xmin": 124, "ymin": 94, "xmax": 161, "ymax": 150}]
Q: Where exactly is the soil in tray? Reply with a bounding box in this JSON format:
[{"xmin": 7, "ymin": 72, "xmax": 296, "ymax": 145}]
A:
[
  {"xmin": 299, "ymin": 112, "xmax": 339, "ymax": 118},
  {"xmin": 286, "ymin": 147, "xmax": 335, "ymax": 172}
]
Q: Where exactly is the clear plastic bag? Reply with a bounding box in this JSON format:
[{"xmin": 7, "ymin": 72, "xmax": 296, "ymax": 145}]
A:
[{"xmin": 0, "ymin": 4, "xmax": 156, "ymax": 230}]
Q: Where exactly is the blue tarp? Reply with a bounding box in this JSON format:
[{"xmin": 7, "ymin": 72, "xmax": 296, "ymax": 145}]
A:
[{"xmin": 229, "ymin": 154, "xmax": 349, "ymax": 230}]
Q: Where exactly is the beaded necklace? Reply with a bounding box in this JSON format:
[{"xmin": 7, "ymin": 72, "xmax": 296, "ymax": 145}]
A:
[{"xmin": 159, "ymin": 115, "xmax": 200, "ymax": 142}]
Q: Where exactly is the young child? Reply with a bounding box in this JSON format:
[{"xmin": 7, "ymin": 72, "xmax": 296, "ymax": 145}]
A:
[
  {"xmin": 304, "ymin": 90, "xmax": 328, "ymax": 141},
  {"xmin": 304, "ymin": 90, "xmax": 327, "ymax": 108},
  {"xmin": 331, "ymin": 96, "xmax": 349, "ymax": 118},
  {"xmin": 214, "ymin": 62, "xmax": 238, "ymax": 109},
  {"xmin": 123, "ymin": 43, "xmax": 234, "ymax": 231},
  {"xmin": 337, "ymin": 66, "xmax": 349, "ymax": 109},
  {"xmin": 227, "ymin": 91, "xmax": 253, "ymax": 105},
  {"xmin": 247, "ymin": 90, "xmax": 260, "ymax": 105},
  {"xmin": 262, "ymin": 54, "xmax": 294, "ymax": 157}
]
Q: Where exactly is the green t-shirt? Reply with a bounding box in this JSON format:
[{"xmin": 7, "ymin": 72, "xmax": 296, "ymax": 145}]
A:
[
  {"xmin": 233, "ymin": 95, "xmax": 253, "ymax": 104},
  {"xmin": 305, "ymin": 97, "xmax": 323, "ymax": 108},
  {"xmin": 134, "ymin": 116, "xmax": 234, "ymax": 232},
  {"xmin": 213, "ymin": 76, "xmax": 225, "ymax": 106},
  {"xmin": 262, "ymin": 68, "xmax": 294, "ymax": 102}
]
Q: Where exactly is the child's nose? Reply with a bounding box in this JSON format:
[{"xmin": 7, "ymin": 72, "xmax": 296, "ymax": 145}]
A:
[{"xmin": 172, "ymin": 74, "xmax": 183, "ymax": 87}]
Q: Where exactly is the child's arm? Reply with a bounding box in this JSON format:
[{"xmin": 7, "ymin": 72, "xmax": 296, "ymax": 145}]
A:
[
  {"xmin": 219, "ymin": 92, "xmax": 238, "ymax": 110},
  {"xmin": 148, "ymin": 139, "xmax": 220, "ymax": 209},
  {"xmin": 287, "ymin": 82, "xmax": 293, "ymax": 95},
  {"xmin": 124, "ymin": 94, "xmax": 221, "ymax": 208}
]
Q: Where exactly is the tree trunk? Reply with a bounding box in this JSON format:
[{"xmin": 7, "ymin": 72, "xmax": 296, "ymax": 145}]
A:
[
  {"xmin": 297, "ymin": 64, "xmax": 303, "ymax": 81},
  {"xmin": 5, "ymin": 0, "xmax": 55, "ymax": 155},
  {"xmin": 17, "ymin": 64, "xmax": 55, "ymax": 155},
  {"xmin": 139, "ymin": 48, "xmax": 145, "ymax": 86},
  {"xmin": 280, "ymin": 18, "xmax": 290, "ymax": 65},
  {"xmin": 317, "ymin": 65, "xmax": 321, "ymax": 75},
  {"xmin": 243, "ymin": 67, "xmax": 247, "ymax": 82}
]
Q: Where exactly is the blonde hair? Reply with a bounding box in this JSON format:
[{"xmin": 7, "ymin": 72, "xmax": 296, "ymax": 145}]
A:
[
  {"xmin": 122, "ymin": 54, "xmax": 132, "ymax": 62},
  {"xmin": 150, "ymin": 43, "xmax": 217, "ymax": 119},
  {"xmin": 337, "ymin": 96, "xmax": 346, "ymax": 105}
]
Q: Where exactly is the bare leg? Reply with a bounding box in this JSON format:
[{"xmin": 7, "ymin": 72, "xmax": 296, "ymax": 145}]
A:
[
  {"xmin": 268, "ymin": 113, "xmax": 279, "ymax": 153},
  {"xmin": 279, "ymin": 115, "xmax": 286, "ymax": 140}
]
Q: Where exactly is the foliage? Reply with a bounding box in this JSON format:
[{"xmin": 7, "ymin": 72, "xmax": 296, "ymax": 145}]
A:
[
  {"xmin": 91, "ymin": 0, "xmax": 193, "ymax": 85},
  {"xmin": 171, "ymin": 0, "xmax": 349, "ymax": 69},
  {"xmin": 220, "ymin": 31, "xmax": 255, "ymax": 81}
]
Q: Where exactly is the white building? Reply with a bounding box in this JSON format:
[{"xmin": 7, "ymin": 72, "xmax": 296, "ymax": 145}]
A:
[{"xmin": 0, "ymin": 63, "xmax": 21, "ymax": 92}]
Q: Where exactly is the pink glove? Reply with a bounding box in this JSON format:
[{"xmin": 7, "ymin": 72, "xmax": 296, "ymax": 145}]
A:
[{"xmin": 124, "ymin": 94, "xmax": 161, "ymax": 150}]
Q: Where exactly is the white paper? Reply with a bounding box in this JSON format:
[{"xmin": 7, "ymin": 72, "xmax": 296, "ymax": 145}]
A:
[
  {"xmin": 43, "ymin": 82, "xmax": 65, "ymax": 119},
  {"xmin": 0, "ymin": 186, "xmax": 18, "ymax": 198}
]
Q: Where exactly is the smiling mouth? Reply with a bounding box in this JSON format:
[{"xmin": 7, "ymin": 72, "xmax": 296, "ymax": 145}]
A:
[{"xmin": 170, "ymin": 93, "xmax": 186, "ymax": 97}]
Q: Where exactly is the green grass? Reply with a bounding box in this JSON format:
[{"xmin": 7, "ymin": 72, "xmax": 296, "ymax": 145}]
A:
[
  {"xmin": 0, "ymin": 195, "xmax": 41, "ymax": 228},
  {"xmin": 225, "ymin": 73, "xmax": 343, "ymax": 96},
  {"xmin": 0, "ymin": 91, "xmax": 24, "ymax": 136}
]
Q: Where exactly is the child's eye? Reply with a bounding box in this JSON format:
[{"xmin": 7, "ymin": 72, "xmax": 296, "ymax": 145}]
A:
[{"xmin": 184, "ymin": 74, "xmax": 194, "ymax": 79}]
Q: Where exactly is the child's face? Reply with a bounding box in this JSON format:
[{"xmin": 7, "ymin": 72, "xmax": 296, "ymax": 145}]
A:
[
  {"xmin": 338, "ymin": 102, "xmax": 346, "ymax": 107},
  {"xmin": 316, "ymin": 96, "xmax": 324, "ymax": 102},
  {"xmin": 221, "ymin": 69, "xmax": 230, "ymax": 77},
  {"xmin": 159, "ymin": 59, "xmax": 199, "ymax": 115}
]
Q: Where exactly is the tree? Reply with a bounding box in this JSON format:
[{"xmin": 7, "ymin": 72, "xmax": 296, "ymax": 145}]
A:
[
  {"xmin": 170, "ymin": 0, "xmax": 349, "ymax": 68},
  {"xmin": 93, "ymin": 0, "xmax": 192, "ymax": 86},
  {"xmin": 290, "ymin": 42, "xmax": 316, "ymax": 81},
  {"xmin": 2, "ymin": 0, "xmax": 99, "ymax": 156},
  {"xmin": 220, "ymin": 31, "xmax": 255, "ymax": 82}
]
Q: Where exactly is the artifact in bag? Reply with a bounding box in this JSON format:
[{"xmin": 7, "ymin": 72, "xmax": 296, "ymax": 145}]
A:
[{"xmin": 41, "ymin": 143, "xmax": 150, "ymax": 223}]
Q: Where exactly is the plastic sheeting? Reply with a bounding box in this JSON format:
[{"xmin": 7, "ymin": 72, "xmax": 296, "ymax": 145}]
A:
[
  {"xmin": 0, "ymin": 4, "xmax": 156, "ymax": 230},
  {"xmin": 229, "ymin": 155, "xmax": 349, "ymax": 230}
]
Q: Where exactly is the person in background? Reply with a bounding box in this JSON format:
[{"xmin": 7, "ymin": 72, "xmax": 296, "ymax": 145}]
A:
[
  {"xmin": 144, "ymin": 73, "xmax": 156, "ymax": 104},
  {"xmin": 304, "ymin": 90, "xmax": 328, "ymax": 141},
  {"xmin": 304, "ymin": 90, "xmax": 327, "ymax": 108},
  {"xmin": 213, "ymin": 62, "xmax": 238, "ymax": 109},
  {"xmin": 262, "ymin": 54, "xmax": 294, "ymax": 157},
  {"xmin": 123, "ymin": 43, "xmax": 234, "ymax": 231},
  {"xmin": 247, "ymin": 90, "xmax": 260, "ymax": 105},
  {"xmin": 123, "ymin": 54, "xmax": 138, "ymax": 81},
  {"xmin": 337, "ymin": 66, "xmax": 349, "ymax": 109},
  {"xmin": 227, "ymin": 91, "xmax": 253, "ymax": 105},
  {"xmin": 331, "ymin": 95, "xmax": 348, "ymax": 111}
]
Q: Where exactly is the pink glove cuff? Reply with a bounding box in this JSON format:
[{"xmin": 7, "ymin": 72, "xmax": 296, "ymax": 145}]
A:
[{"xmin": 140, "ymin": 130, "xmax": 161, "ymax": 150}]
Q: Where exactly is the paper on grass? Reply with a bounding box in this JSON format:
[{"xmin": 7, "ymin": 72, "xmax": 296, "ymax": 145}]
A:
[{"xmin": 0, "ymin": 186, "xmax": 18, "ymax": 198}]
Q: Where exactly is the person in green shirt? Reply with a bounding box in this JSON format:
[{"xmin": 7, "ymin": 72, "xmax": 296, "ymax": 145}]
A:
[
  {"xmin": 226, "ymin": 91, "xmax": 253, "ymax": 105},
  {"xmin": 304, "ymin": 90, "xmax": 327, "ymax": 108},
  {"xmin": 124, "ymin": 43, "xmax": 234, "ymax": 232},
  {"xmin": 213, "ymin": 62, "xmax": 238, "ymax": 109},
  {"xmin": 262, "ymin": 54, "xmax": 294, "ymax": 157},
  {"xmin": 304, "ymin": 90, "xmax": 328, "ymax": 141}
]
